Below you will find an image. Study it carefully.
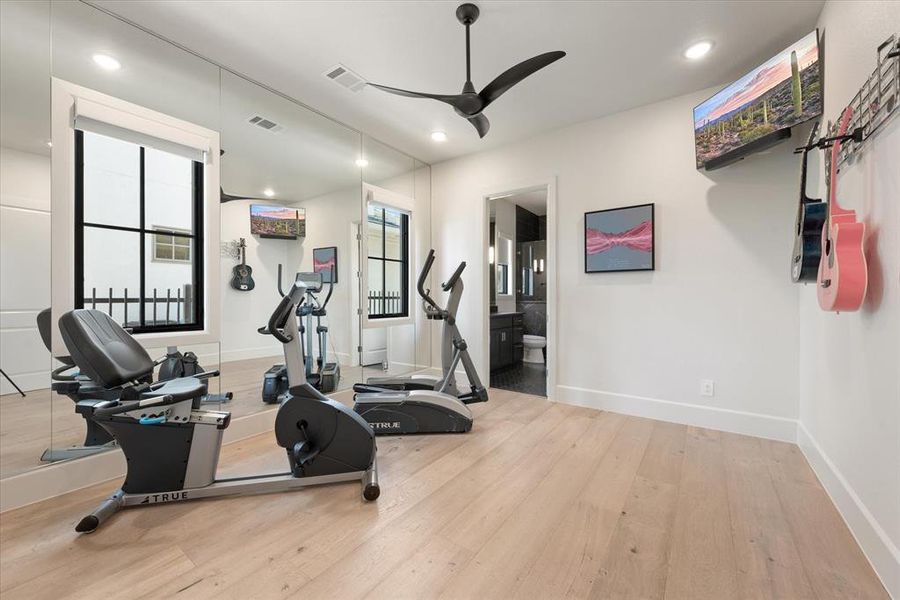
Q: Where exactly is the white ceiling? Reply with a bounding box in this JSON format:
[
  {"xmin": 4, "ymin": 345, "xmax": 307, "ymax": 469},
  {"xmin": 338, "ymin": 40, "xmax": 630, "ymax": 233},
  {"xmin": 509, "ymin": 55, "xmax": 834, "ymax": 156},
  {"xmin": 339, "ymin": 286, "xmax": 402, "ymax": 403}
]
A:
[
  {"xmin": 1, "ymin": 0, "xmax": 421, "ymax": 202},
  {"xmin": 91, "ymin": 0, "xmax": 824, "ymax": 164}
]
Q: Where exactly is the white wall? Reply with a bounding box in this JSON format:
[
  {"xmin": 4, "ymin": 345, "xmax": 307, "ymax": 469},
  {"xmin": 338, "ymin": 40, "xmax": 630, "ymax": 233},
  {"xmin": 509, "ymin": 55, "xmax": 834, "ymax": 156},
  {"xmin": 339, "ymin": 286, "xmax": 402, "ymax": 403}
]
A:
[
  {"xmin": 797, "ymin": 1, "xmax": 900, "ymax": 595},
  {"xmin": 0, "ymin": 147, "xmax": 51, "ymax": 393},
  {"xmin": 219, "ymin": 200, "xmax": 290, "ymax": 363},
  {"xmin": 288, "ymin": 186, "xmax": 361, "ymax": 366},
  {"xmin": 432, "ymin": 84, "xmax": 804, "ymax": 440}
]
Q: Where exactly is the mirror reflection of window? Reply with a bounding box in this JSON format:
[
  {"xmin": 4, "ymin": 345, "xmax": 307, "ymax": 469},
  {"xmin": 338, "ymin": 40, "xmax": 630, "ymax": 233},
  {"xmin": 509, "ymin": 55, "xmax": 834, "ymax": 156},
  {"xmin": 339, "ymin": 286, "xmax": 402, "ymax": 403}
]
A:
[
  {"xmin": 366, "ymin": 203, "xmax": 409, "ymax": 318},
  {"xmin": 495, "ymin": 233, "xmax": 513, "ymax": 297},
  {"xmin": 77, "ymin": 130, "xmax": 202, "ymax": 331},
  {"xmin": 497, "ymin": 264, "xmax": 509, "ymax": 295}
]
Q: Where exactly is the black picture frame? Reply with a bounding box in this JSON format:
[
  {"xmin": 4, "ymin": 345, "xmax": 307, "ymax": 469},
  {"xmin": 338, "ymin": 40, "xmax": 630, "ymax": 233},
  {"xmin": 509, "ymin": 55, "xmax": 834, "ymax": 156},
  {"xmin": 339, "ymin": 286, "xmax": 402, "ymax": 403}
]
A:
[
  {"xmin": 313, "ymin": 246, "xmax": 338, "ymax": 284},
  {"xmin": 584, "ymin": 203, "xmax": 655, "ymax": 273}
]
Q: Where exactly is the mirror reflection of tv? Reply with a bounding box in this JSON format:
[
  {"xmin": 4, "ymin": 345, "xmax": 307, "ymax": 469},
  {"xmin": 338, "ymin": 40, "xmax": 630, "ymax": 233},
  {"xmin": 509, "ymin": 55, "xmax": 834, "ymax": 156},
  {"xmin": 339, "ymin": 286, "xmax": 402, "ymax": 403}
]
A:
[
  {"xmin": 694, "ymin": 30, "xmax": 822, "ymax": 170},
  {"xmin": 249, "ymin": 204, "xmax": 306, "ymax": 239}
]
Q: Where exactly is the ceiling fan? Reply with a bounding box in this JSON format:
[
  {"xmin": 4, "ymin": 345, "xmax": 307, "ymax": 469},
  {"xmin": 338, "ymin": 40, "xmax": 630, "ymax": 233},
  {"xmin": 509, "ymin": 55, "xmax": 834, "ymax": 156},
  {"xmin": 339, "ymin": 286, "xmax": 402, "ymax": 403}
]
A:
[
  {"xmin": 368, "ymin": 3, "xmax": 565, "ymax": 138},
  {"xmin": 218, "ymin": 149, "xmax": 274, "ymax": 203}
]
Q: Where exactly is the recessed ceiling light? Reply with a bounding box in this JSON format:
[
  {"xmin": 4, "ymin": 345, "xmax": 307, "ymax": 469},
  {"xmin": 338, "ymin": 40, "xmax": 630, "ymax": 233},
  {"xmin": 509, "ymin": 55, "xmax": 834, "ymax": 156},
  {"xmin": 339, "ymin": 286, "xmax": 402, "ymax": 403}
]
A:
[
  {"xmin": 431, "ymin": 130, "xmax": 448, "ymax": 142},
  {"xmin": 684, "ymin": 41, "xmax": 713, "ymax": 60},
  {"xmin": 263, "ymin": 188, "xmax": 275, "ymax": 197},
  {"xmin": 355, "ymin": 158, "xmax": 369, "ymax": 167},
  {"xmin": 92, "ymin": 54, "xmax": 121, "ymax": 71}
]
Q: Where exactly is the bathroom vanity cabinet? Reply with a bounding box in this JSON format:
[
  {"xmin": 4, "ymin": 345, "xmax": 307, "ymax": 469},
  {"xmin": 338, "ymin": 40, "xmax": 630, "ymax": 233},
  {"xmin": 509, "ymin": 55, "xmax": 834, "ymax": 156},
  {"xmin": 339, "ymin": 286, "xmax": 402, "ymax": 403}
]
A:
[{"xmin": 490, "ymin": 312, "xmax": 524, "ymax": 371}]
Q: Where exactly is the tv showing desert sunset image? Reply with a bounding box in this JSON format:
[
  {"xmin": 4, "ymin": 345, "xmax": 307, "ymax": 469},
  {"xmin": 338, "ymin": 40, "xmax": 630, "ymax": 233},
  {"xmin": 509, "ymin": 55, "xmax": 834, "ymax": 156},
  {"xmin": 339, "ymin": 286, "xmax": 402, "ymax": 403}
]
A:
[
  {"xmin": 694, "ymin": 31, "xmax": 821, "ymax": 168},
  {"xmin": 250, "ymin": 204, "xmax": 303, "ymax": 238}
]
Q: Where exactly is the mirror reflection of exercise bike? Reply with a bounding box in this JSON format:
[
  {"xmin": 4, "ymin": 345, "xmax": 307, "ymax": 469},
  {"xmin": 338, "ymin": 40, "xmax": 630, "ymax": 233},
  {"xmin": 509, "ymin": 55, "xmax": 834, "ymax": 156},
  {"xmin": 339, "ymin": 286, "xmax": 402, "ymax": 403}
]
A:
[
  {"xmin": 35, "ymin": 309, "xmax": 231, "ymax": 462},
  {"xmin": 262, "ymin": 266, "xmax": 340, "ymax": 402}
]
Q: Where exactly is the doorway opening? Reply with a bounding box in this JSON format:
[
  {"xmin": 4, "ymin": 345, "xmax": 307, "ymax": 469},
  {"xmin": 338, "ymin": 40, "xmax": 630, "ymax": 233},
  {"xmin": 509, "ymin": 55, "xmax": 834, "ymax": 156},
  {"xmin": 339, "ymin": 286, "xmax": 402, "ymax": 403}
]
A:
[{"xmin": 485, "ymin": 184, "xmax": 553, "ymax": 398}]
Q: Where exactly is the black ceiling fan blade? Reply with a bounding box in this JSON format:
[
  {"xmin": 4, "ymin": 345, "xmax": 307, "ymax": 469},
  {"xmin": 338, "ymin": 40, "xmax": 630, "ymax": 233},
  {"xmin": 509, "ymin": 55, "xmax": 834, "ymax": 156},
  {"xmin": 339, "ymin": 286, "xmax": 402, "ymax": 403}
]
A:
[
  {"xmin": 467, "ymin": 113, "xmax": 490, "ymax": 138},
  {"xmin": 478, "ymin": 50, "xmax": 566, "ymax": 108},
  {"xmin": 220, "ymin": 188, "xmax": 269, "ymax": 204},
  {"xmin": 368, "ymin": 82, "xmax": 474, "ymax": 113}
]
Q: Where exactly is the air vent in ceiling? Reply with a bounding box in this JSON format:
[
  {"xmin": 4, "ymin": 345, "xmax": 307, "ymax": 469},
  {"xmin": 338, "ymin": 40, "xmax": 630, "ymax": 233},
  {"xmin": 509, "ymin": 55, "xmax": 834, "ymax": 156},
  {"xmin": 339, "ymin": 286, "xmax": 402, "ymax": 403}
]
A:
[
  {"xmin": 324, "ymin": 64, "xmax": 366, "ymax": 92},
  {"xmin": 247, "ymin": 115, "xmax": 284, "ymax": 133}
]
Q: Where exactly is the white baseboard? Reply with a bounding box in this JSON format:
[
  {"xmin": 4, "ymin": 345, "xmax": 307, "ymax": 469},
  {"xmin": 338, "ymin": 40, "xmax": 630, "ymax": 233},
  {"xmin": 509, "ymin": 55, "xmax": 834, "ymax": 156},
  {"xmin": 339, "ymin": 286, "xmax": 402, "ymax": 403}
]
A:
[
  {"xmin": 217, "ymin": 347, "xmax": 354, "ymax": 367},
  {"xmin": 553, "ymin": 385, "xmax": 797, "ymax": 442},
  {"xmin": 219, "ymin": 345, "xmax": 282, "ymax": 364},
  {"xmin": 797, "ymin": 422, "xmax": 900, "ymax": 599},
  {"xmin": 0, "ymin": 407, "xmax": 280, "ymax": 513}
]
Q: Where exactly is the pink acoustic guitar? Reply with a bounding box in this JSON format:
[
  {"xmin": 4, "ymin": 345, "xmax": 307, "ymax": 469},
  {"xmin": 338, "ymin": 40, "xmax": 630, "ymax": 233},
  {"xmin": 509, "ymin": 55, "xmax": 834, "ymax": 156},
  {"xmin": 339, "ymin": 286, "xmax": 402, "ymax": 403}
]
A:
[{"xmin": 817, "ymin": 106, "xmax": 867, "ymax": 312}]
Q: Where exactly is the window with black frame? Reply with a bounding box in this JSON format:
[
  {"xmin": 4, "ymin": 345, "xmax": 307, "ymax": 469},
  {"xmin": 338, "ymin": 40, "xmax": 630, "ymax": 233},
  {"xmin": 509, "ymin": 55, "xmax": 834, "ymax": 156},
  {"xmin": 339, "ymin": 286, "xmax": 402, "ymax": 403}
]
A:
[
  {"xmin": 74, "ymin": 129, "xmax": 204, "ymax": 333},
  {"xmin": 366, "ymin": 203, "xmax": 409, "ymax": 319}
]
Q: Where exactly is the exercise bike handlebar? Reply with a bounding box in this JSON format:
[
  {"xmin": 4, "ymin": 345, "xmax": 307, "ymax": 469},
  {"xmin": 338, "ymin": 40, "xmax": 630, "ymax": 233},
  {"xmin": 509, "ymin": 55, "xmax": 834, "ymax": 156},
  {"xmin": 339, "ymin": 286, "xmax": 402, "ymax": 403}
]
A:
[{"xmin": 93, "ymin": 394, "xmax": 172, "ymax": 417}]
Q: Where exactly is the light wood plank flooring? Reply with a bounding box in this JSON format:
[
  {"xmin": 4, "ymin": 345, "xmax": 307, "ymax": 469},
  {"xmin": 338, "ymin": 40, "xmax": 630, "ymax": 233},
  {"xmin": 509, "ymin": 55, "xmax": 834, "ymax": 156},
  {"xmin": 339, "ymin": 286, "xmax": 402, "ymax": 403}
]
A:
[{"xmin": 0, "ymin": 389, "xmax": 888, "ymax": 599}]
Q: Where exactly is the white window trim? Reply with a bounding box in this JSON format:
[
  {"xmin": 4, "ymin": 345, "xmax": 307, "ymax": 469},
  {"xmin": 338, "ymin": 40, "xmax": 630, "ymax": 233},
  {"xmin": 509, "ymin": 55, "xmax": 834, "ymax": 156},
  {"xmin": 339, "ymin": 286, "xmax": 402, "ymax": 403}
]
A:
[
  {"xmin": 361, "ymin": 182, "xmax": 415, "ymax": 329},
  {"xmin": 51, "ymin": 78, "xmax": 221, "ymax": 354}
]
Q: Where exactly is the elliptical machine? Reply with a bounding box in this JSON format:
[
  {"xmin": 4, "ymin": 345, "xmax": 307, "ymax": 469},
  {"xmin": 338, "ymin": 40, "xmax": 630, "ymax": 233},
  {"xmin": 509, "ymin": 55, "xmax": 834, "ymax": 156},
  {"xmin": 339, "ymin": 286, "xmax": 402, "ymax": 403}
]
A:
[
  {"xmin": 68, "ymin": 276, "xmax": 378, "ymax": 534},
  {"xmin": 352, "ymin": 249, "xmax": 488, "ymax": 435},
  {"xmin": 358, "ymin": 249, "xmax": 488, "ymax": 403},
  {"xmin": 262, "ymin": 266, "xmax": 340, "ymax": 402}
]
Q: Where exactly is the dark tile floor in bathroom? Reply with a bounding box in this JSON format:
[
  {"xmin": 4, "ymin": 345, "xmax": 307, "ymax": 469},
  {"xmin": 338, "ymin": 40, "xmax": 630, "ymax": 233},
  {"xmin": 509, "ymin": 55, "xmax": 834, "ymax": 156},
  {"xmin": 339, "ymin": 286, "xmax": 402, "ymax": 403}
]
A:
[{"xmin": 490, "ymin": 362, "xmax": 547, "ymax": 397}]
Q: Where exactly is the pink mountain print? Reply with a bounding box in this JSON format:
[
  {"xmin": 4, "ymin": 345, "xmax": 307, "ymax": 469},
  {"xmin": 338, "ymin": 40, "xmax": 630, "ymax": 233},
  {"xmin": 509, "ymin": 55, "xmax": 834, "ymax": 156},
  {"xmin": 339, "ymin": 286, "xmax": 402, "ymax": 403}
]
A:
[{"xmin": 586, "ymin": 220, "xmax": 653, "ymax": 255}]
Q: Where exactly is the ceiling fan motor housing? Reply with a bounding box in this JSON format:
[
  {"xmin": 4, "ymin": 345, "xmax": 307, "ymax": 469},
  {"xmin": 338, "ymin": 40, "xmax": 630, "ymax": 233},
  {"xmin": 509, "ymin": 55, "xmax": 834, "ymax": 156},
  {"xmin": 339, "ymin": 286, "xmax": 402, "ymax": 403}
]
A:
[{"xmin": 456, "ymin": 3, "xmax": 480, "ymax": 25}]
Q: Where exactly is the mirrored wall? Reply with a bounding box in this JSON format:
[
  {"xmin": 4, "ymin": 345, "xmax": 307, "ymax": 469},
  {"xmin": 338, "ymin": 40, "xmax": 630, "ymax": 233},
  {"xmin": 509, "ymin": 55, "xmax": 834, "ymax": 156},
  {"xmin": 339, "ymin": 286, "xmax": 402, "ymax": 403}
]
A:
[{"xmin": 0, "ymin": 0, "xmax": 430, "ymax": 481}]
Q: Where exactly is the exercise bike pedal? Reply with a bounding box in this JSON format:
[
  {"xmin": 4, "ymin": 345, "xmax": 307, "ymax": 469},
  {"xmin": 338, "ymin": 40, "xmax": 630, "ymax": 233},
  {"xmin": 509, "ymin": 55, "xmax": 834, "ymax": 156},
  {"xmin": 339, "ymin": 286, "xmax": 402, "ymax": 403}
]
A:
[{"xmin": 291, "ymin": 440, "xmax": 320, "ymax": 472}]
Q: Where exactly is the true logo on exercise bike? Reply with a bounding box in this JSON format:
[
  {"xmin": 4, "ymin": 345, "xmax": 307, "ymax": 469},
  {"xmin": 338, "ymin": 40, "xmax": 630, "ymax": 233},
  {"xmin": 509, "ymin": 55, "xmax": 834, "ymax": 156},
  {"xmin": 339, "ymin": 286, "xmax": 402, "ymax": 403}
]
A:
[
  {"xmin": 139, "ymin": 491, "xmax": 189, "ymax": 504},
  {"xmin": 371, "ymin": 422, "xmax": 401, "ymax": 431}
]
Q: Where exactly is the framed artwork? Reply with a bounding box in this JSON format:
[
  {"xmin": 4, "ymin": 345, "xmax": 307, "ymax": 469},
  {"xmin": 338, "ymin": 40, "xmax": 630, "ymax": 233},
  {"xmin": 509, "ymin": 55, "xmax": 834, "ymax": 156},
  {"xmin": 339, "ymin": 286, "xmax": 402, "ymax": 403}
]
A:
[
  {"xmin": 584, "ymin": 203, "xmax": 655, "ymax": 273},
  {"xmin": 313, "ymin": 246, "xmax": 338, "ymax": 283}
]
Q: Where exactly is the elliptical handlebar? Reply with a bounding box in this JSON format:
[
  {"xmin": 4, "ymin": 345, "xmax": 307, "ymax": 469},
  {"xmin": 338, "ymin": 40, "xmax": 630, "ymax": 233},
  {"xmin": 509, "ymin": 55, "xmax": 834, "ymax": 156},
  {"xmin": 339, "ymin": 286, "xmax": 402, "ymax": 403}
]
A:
[
  {"xmin": 442, "ymin": 262, "xmax": 466, "ymax": 292},
  {"xmin": 320, "ymin": 278, "xmax": 335, "ymax": 310},
  {"xmin": 277, "ymin": 264, "xmax": 286, "ymax": 298},
  {"xmin": 417, "ymin": 249, "xmax": 440, "ymax": 311}
]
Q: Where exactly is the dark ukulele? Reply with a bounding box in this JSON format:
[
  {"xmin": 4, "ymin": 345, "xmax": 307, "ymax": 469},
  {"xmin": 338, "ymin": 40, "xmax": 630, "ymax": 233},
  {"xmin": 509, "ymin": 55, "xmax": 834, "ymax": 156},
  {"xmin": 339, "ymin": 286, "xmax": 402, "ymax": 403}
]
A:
[{"xmin": 230, "ymin": 238, "xmax": 255, "ymax": 291}]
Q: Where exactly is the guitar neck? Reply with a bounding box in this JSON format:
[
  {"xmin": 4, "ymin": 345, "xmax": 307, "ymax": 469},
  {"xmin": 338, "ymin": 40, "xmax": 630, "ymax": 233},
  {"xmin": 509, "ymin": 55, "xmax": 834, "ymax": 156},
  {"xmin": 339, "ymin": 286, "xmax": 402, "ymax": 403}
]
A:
[{"xmin": 829, "ymin": 107, "xmax": 854, "ymax": 225}]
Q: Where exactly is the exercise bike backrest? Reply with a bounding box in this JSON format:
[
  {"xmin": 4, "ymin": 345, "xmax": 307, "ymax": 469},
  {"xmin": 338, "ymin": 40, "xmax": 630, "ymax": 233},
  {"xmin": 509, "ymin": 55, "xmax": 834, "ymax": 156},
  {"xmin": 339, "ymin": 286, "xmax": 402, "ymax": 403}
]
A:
[
  {"xmin": 37, "ymin": 308, "xmax": 81, "ymax": 381},
  {"xmin": 58, "ymin": 310, "xmax": 156, "ymax": 388}
]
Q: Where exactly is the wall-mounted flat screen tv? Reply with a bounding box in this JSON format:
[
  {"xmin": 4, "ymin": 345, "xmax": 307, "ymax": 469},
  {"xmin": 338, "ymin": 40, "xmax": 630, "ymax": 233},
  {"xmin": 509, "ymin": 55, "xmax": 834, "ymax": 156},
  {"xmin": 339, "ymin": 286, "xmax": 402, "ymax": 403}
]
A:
[
  {"xmin": 694, "ymin": 30, "xmax": 822, "ymax": 170},
  {"xmin": 249, "ymin": 204, "xmax": 306, "ymax": 239}
]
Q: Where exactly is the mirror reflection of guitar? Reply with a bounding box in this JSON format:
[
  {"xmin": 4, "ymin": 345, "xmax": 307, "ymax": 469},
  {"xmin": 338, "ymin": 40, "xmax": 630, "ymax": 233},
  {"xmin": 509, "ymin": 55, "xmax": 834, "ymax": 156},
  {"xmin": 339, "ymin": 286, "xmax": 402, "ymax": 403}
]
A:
[
  {"xmin": 791, "ymin": 121, "xmax": 827, "ymax": 283},
  {"xmin": 817, "ymin": 106, "xmax": 867, "ymax": 312},
  {"xmin": 230, "ymin": 238, "xmax": 255, "ymax": 291}
]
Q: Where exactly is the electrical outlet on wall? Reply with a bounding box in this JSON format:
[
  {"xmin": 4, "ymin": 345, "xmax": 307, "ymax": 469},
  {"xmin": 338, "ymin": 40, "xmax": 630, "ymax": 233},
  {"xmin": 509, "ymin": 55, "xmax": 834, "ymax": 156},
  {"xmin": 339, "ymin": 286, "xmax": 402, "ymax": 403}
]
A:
[{"xmin": 700, "ymin": 379, "xmax": 715, "ymax": 397}]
